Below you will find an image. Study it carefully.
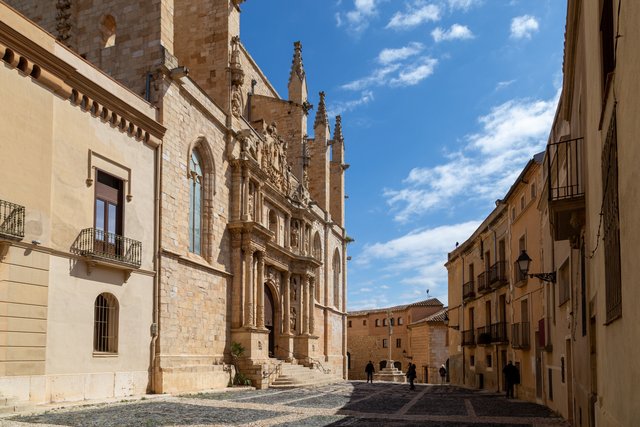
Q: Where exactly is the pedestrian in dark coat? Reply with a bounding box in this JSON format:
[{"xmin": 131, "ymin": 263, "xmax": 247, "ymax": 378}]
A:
[
  {"xmin": 365, "ymin": 361, "xmax": 375, "ymax": 383},
  {"xmin": 503, "ymin": 361, "xmax": 519, "ymax": 398},
  {"xmin": 406, "ymin": 363, "xmax": 417, "ymax": 390},
  {"xmin": 439, "ymin": 365, "xmax": 447, "ymax": 385}
]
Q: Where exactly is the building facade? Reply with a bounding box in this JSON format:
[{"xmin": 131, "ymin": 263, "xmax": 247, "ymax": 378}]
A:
[
  {"xmin": 1, "ymin": 0, "xmax": 348, "ymax": 405},
  {"xmin": 449, "ymin": 1, "xmax": 640, "ymax": 425},
  {"xmin": 347, "ymin": 299, "xmax": 447, "ymax": 383}
]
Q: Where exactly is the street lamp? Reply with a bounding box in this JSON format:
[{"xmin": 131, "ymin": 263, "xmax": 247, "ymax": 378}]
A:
[{"xmin": 516, "ymin": 250, "xmax": 557, "ymax": 283}]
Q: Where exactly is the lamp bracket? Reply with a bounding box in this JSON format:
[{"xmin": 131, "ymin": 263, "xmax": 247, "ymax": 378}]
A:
[{"xmin": 529, "ymin": 272, "xmax": 556, "ymax": 283}]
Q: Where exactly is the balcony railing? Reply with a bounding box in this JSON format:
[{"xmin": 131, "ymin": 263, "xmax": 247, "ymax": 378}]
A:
[
  {"xmin": 461, "ymin": 329, "xmax": 475, "ymax": 346},
  {"xmin": 511, "ymin": 322, "xmax": 530, "ymax": 349},
  {"xmin": 72, "ymin": 228, "xmax": 142, "ymax": 268},
  {"xmin": 488, "ymin": 261, "xmax": 508, "ymax": 288},
  {"xmin": 462, "ymin": 280, "xmax": 475, "ymax": 300},
  {"xmin": 0, "ymin": 199, "xmax": 25, "ymax": 240},
  {"xmin": 491, "ymin": 321, "xmax": 509, "ymax": 343},
  {"xmin": 477, "ymin": 271, "xmax": 490, "ymax": 293},
  {"xmin": 547, "ymin": 137, "xmax": 584, "ymax": 202},
  {"xmin": 476, "ymin": 325, "xmax": 491, "ymax": 345}
]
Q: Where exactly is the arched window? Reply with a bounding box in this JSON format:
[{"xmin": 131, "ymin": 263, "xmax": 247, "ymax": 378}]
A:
[
  {"xmin": 100, "ymin": 15, "xmax": 117, "ymax": 48},
  {"xmin": 313, "ymin": 232, "xmax": 322, "ymax": 259},
  {"xmin": 390, "ymin": 318, "xmax": 395, "ymax": 326},
  {"xmin": 375, "ymin": 319, "xmax": 380, "ymax": 327},
  {"xmin": 94, "ymin": 293, "xmax": 118, "ymax": 353},
  {"xmin": 189, "ymin": 151, "xmax": 204, "ymax": 255},
  {"xmin": 383, "ymin": 318, "xmax": 387, "ymax": 326},
  {"xmin": 332, "ymin": 249, "xmax": 341, "ymax": 308},
  {"xmin": 398, "ymin": 317, "xmax": 403, "ymax": 325},
  {"xmin": 380, "ymin": 360, "xmax": 387, "ymax": 370}
]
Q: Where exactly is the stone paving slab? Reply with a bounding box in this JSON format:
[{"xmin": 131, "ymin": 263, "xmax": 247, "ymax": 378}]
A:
[{"xmin": 1, "ymin": 382, "xmax": 569, "ymax": 427}]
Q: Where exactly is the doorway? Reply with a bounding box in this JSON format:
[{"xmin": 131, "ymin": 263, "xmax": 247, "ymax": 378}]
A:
[{"xmin": 264, "ymin": 285, "xmax": 275, "ymax": 357}]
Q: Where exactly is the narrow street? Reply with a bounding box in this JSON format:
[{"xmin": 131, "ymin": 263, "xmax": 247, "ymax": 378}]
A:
[{"xmin": 3, "ymin": 382, "xmax": 568, "ymax": 426}]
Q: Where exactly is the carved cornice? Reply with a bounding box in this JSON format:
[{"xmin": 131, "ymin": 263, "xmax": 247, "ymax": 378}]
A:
[{"xmin": 0, "ymin": 19, "xmax": 165, "ymax": 147}]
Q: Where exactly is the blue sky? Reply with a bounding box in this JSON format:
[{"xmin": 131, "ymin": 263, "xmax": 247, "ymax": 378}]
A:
[{"xmin": 241, "ymin": 0, "xmax": 566, "ymax": 311}]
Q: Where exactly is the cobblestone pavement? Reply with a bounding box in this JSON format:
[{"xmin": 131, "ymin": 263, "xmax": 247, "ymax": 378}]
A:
[{"xmin": 1, "ymin": 382, "xmax": 569, "ymax": 427}]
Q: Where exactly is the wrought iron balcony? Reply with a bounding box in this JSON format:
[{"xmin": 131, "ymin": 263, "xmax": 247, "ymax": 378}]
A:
[
  {"xmin": 477, "ymin": 271, "xmax": 490, "ymax": 293},
  {"xmin": 488, "ymin": 261, "xmax": 508, "ymax": 288},
  {"xmin": 0, "ymin": 199, "xmax": 25, "ymax": 241},
  {"xmin": 546, "ymin": 137, "xmax": 585, "ymax": 242},
  {"xmin": 72, "ymin": 228, "xmax": 142, "ymax": 269},
  {"xmin": 462, "ymin": 280, "xmax": 475, "ymax": 300},
  {"xmin": 511, "ymin": 322, "xmax": 530, "ymax": 349},
  {"xmin": 490, "ymin": 321, "xmax": 509, "ymax": 343},
  {"xmin": 476, "ymin": 326, "xmax": 491, "ymax": 345},
  {"xmin": 461, "ymin": 329, "xmax": 475, "ymax": 346}
]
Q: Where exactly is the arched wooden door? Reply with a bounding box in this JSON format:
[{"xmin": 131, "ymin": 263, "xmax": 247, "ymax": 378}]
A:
[{"xmin": 264, "ymin": 285, "xmax": 275, "ymax": 357}]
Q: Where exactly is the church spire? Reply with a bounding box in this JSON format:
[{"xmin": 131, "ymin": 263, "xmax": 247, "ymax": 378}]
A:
[
  {"xmin": 288, "ymin": 41, "xmax": 305, "ymax": 85},
  {"xmin": 314, "ymin": 91, "xmax": 328, "ymax": 129},
  {"xmin": 333, "ymin": 115, "xmax": 344, "ymax": 143}
]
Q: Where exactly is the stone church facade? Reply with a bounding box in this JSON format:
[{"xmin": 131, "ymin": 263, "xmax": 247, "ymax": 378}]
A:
[{"xmin": 0, "ymin": 0, "xmax": 348, "ymax": 404}]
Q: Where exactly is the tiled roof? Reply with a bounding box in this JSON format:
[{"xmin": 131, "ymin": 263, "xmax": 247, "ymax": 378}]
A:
[
  {"xmin": 408, "ymin": 307, "xmax": 449, "ymax": 326},
  {"xmin": 348, "ymin": 297, "xmax": 443, "ymax": 316}
]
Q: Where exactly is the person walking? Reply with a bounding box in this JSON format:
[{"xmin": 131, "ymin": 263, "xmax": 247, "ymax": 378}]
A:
[
  {"xmin": 406, "ymin": 363, "xmax": 417, "ymax": 390},
  {"xmin": 439, "ymin": 364, "xmax": 447, "ymax": 385},
  {"xmin": 503, "ymin": 361, "xmax": 519, "ymax": 398},
  {"xmin": 365, "ymin": 361, "xmax": 375, "ymax": 383}
]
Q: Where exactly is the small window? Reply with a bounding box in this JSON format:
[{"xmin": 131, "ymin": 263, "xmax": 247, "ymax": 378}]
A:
[
  {"xmin": 396, "ymin": 338, "xmax": 401, "ymax": 348},
  {"xmin": 390, "ymin": 318, "xmax": 395, "ymax": 326},
  {"xmin": 470, "ymin": 355, "xmax": 475, "ymax": 366},
  {"xmin": 383, "ymin": 318, "xmax": 387, "ymax": 326},
  {"xmin": 548, "ymin": 368, "xmax": 554, "ymax": 400},
  {"xmin": 531, "ymin": 183, "xmax": 537, "ymax": 200},
  {"xmin": 375, "ymin": 319, "xmax": 380, "ymax": 327},
  {"xmin": 511, "ymin": 207, "xmax": 516, "ymax": 220},
  {"xmin": 94, "ymin": 293, "xmax": 118, "ymax": 353},
  {"xmin": 363, "ymin": 319, "xmax": 367, "ymax": 326},
  {"xmin": 520, "ymin": 195, "xmax": 525, "ymax": 211},
  {"xmin": 100, "ymin": 15, "xmax": 117, "ymax": 48},
  {"xmin": 348, "ymin": 320, "xmax": 352, "ymax": 328},
  {"xmin": 486, "ymin": 354, "xmax": 492, "ymax": 368},
  {"xmin": 398, "ymin": 317, "xmax": 403, "ymax": 325},
  {"xmin": 561, "ymin": 357, "xmax": 565, "ymax": 383},
  {"xmin": 382, "ymin": 339, "xmax": 388, "ymax": 348}
]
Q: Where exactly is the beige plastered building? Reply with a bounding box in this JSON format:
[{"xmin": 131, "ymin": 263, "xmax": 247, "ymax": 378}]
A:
[
  {"xmin": 347, "ymin": 299, "xmax": 447, "ymax": 384},
  {"xmin": 1, "ymin": 0, "xmax": 348, "ymax": 406},
  {"xmin": 449, "ymin": 1, "xmax": 640, "ymax": 425}
]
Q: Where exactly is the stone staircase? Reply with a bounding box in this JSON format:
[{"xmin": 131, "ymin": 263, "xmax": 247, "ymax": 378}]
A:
[{"xmin": 269, "ymin": 362, "xmax": 343, "ymax": 389}]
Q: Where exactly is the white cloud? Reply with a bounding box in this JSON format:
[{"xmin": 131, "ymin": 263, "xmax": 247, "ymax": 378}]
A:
[
  {"xmin": 447, "ymin": 0, "xmax": 481, "ymax": 11},
  {"xmin": 431, "ymin": 24, "xmax": 474, "ymax": 42},
  {"xmin": 510, "ymin": 15, "xmax": 539, "ymax": 39},
  {"xmin": 389, "ymin": 57, "xmax": 438, "ymax": 86},
  {"xmin": 495, "ymin": 79, "xmax": 516, "ymax": 90},
  {"xmin": 378, "ymin": 42, "xmax": 424, "ymax": 64},
  {"xmin": 384, "ymin": 91, "xmax": 559, "ymax": 222},
  {"xmin": 337, "ymin": 0, "xmax": 381, "ymax": 34},
  {"xmin": 386, "ymin": 3, "xmax": 441, "ymax": 30},
  {"xmin": 328, "ymin": 90, "xmax": 375, "ymax": 116}
]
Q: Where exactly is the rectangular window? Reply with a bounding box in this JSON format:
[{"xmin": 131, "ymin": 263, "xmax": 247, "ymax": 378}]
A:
[
  {"xmin": 531, "ymin": 183, "xmax": 537, "ymax": 200},
  {"xmin": 363, "ymin": 319, "xmax": 367, "ymax": 326},
  {"xmin": 520, "ymin": 195, "xmax": 525, "ymax": 211},
  {"xmin": 95, "ymin": 171, "xmax": 123, "ymax": 256},
  {"xmin": 600, "ymin": 0, "xmax": 615, "ymax": 93},
  {"xmin": 486, "ymin": 354, "xmax": 492, "ymax": 368},
  {"xmin": 398, "ymin": 317, "xmax": 403, "ymax": 325},
  {"xmin": 511, "ymin": 207, "xmax": 516, "ymax": 221},
  {"xmin": 548, "ymin": 368, "xmax": 554, "ymax": 401},
  {"xmin": 375, "ymin": 319, "xmax": 379, "ymax": 327},
  {"xmin": 603, "ymin": 112, "xmax": 621, "ymax": 323},
  {"xmin": 470, "ymin": 355, "xmax": 475, "ymax": 366},
  {"xmin": 558, "ymin": 261, "xmax": 570, "ymax": 306},
  {"xmin": 348, "ymin": 320, "xmax": 352, "ymax": 328},
  {"xmin": 396, "ymin": 338, "xmax": 401, "ymax": 348},
  {"xmin": 382, "ymin": 339, "xmax": 388, "ymax": 348}
]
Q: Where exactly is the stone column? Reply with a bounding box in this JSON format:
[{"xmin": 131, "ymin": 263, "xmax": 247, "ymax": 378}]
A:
[
  {"xmin": 243, "ymin": 246, "xmax": 255, "ymax": 327},
  {"xmin": 285, "ymin": 214, "xmax": 291, "ymax": 249},
  {"xmin": 256, "ymin": 253, "xmax": 265, "ymax": 328},
  {"xmin": 241, "ymin": 169, "xmax": 250, "ymax": 221},
  {"xmin": 302, "ymin": 275, "xmax": 309, "ymax": 334},
  {"xmin": 308, "ymin": 277, "xmax": 315, "ymax": 334},
  {"xmin": 283, "ymin": 271, "xmax": 291, "ymax": 334}
]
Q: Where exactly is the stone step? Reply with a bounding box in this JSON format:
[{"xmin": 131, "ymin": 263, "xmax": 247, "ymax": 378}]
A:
[{"xmin": 269, "ymin": 361, "xmax": 343, "ymax": 389}]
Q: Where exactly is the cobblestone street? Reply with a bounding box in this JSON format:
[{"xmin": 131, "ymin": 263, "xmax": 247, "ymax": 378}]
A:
[{"xmin": 1, "ymin": 382, "xmax": 568, "ymax": 427}]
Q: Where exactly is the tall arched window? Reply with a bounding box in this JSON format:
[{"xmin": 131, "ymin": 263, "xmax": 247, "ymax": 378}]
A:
[
  {"xmin": 94, "ymin": 293, "xmax": 119, "ymax": 353},
  {"xmin": 100, "ymin": 15, "xmax": 117, "ymax": 48},
  {"xmin": 313, "ymin": 232, "xmax": 322, "ymax": 301},
  {"xmin": 333, "ymin": 249, "xmax": 341, "ymax": 308},
  {"xmin": 189, "ymin": 151, "xmax": 203, "ymax": 254},
  {"xmin": 268, "ymin": 210, "xmax": 278, "ymax": 240}
]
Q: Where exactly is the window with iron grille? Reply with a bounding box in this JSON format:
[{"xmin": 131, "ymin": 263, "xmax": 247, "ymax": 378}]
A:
[
  {"xmin": 382, "ymin": 339, "xmax": 388, "ymax": 348},
  {"xmin": 94, "ymin": 293, "xmax": 119, "ymax": 353},
  {"xmin": 603, "ymin": 111, "xmax": 621, "ymax": 323},
  {"xmin": 396, "ymin": 338, "xmax": 401, "ymax": 348}
]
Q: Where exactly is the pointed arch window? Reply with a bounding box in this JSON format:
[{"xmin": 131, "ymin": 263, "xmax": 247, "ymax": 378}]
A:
[
  {"xmin": 333, "ymin": 249, "xmax": 341, "ymax": 308},
  {"xmin": 189, "ymin": 151, "xmax": 204, "ymax": 255}
]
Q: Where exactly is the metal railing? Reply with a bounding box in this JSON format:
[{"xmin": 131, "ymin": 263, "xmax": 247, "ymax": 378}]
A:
[
  {"xmin": 0, "ymin": 199, "xmax": 25, "ymax": 240},
  {"xmin": 511, "ymin": 322, "xmax": 530, "ymax": 349},
  {"xmin": 547, "ymin": 137, "xmax": 584, "ymax": 202},
  {"xmin": 477, "ymin": 271, "xmax": 490, "ymax": 293},
  {"xmin": 461, "ymin": 329, "xmax": 475, "ymax": 346},
  {"xmin": 274, "ymin": 345, "xmax": 332, "ymax": 375},
  {"xmin": 476, "ymin": 326, "xmax": 491, "ymax": 345},
  {"xmin": 262, "ymin": 362, "xmax": 283, "ymax": 380},
  {"xmin": 490, "ymin": 321, "xmax": 508, "ymax": 343},
  {"xmin": 72, "ymin": 228, "xmax": 142, "ymax": 268},
  {"xmin": 462, "ymin": 280, "xmax": 475, "ymax": 300},
  {"xmin": 488, "ymin": 261, "xmax": 508, "ymax": 288}
]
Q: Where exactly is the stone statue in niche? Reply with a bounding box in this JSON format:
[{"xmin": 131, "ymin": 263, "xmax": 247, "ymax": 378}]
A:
[
  {"xmin": 304, "ymin": 227, "xmax": 310, "ymax": 255},
  {"xmin": 291, "ymin": 277, "xmax": 298, "ymax": 301},
  {"xmin": 290, "ymin": 307, "xmax": 297, "ymax": 332},
  {"xmin": 231, "ymin": 89, "xmax": 243, "ymax": 117},
  {"xmin": 247, "ymin": 182, "xmax": 255, "ymax": 220},
  {"xmin": 290, "ymin": 220, "xmax": 300, "ymax": 248}
]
